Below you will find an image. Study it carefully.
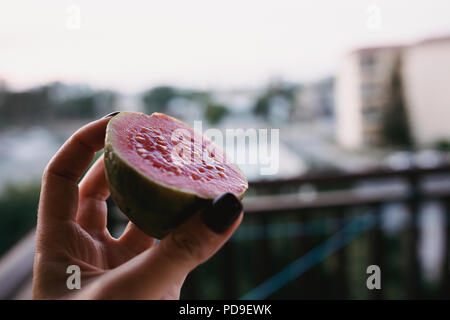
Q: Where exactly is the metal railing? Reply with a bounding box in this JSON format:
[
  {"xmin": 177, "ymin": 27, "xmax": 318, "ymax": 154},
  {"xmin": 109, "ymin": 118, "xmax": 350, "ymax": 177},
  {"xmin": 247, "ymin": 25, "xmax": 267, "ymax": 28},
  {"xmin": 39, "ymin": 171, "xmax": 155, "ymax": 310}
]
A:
[
  {"xmin": 1, "ymin": 165, "xmax": 450, "ymax": 299},
  {"xmin": 183, "ymin": 165, "xmax": 450, "ymax": 299}
]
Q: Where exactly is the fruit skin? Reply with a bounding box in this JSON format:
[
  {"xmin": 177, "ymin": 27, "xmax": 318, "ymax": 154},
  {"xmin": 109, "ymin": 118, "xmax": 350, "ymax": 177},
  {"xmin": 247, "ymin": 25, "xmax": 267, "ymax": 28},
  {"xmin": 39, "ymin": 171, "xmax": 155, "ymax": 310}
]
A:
[{"xmin": 104, "ymin": 112, "xmax": 247, "ymax": 239}]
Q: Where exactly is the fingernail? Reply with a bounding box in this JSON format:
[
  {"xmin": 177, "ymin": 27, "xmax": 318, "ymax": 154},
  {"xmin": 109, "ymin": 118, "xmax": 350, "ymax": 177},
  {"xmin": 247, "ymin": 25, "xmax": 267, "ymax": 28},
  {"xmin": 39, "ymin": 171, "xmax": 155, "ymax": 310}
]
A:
[
  {"xmin": 102, "ymin": 111, "xmax": 121, "ymax": 119},
  {"xmin": 201, "ymin": 193, "xmax": 243, "ymax": 233}
]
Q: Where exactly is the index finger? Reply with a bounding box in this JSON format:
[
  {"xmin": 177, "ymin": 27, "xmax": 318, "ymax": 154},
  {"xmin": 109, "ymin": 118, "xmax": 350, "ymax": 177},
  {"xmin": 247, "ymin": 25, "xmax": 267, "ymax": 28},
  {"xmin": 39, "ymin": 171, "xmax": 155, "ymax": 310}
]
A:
[{"xmin": 38, "ymin": 117, "xmax": 112, "ymax": 224}]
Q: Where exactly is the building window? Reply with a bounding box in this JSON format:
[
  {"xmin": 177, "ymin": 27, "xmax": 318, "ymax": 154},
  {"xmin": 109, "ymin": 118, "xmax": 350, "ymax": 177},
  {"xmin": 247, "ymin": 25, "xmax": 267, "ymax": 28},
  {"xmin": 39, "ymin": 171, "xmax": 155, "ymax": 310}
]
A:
[
  {"xmin": 362, "ymin": 106, "xmax": 381, "ymax": 124},
  {"xmin": 360, "ymin": 83, "xmax": 378, "ymax": 103},
  {"xmin": 360, "ymin": 53, "xmax": 376, "ymax": 70}
]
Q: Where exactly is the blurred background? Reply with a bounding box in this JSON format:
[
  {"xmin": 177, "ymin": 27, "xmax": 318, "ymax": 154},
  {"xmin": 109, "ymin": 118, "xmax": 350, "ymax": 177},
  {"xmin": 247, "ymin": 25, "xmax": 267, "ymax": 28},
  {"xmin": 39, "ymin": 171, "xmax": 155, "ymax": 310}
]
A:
[{"xmin": 1, "ymin": 0, "xmax": 450, "ymax": 299}]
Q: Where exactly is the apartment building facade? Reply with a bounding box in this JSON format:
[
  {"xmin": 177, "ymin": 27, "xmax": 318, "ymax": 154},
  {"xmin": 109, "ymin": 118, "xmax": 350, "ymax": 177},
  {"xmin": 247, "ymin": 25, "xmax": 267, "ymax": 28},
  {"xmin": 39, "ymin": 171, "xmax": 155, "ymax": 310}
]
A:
[{"xmin": 336, "ymin": 36, "xmax": 450, "ymax": 149}]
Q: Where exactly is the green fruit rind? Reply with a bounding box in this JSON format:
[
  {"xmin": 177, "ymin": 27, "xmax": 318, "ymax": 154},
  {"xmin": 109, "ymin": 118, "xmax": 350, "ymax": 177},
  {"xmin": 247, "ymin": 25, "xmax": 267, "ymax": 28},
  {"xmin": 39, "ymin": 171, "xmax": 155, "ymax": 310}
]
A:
[{"xmin": 104, "ymin": 112, "xmax": 247, "ymax": 239}]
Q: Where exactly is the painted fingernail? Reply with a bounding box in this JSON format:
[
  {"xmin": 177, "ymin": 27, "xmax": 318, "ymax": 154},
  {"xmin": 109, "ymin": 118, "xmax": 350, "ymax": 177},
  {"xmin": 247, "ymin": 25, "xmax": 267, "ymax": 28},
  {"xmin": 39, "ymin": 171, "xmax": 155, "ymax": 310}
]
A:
[
  {"xmin": 102, "ymin": 111, "xmax": 121, "ymax": 119},
  {"xmin": 201, "ymin": 193, "xmax": 243, "ymax": 233}
]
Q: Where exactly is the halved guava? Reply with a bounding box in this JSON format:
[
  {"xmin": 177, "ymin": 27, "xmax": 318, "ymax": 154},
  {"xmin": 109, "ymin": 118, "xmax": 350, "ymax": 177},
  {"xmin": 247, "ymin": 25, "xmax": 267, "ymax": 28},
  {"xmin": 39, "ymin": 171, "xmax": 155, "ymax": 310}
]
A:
[{"xmin": 104, "ymin": 112, "xmax": 248, "ymax": 238}]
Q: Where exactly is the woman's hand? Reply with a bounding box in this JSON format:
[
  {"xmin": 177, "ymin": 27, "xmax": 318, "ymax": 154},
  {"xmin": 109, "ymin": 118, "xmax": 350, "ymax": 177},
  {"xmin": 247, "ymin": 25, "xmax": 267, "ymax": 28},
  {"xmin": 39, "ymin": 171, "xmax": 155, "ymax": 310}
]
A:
[{"xmin": 32, "ymin": 115, "xmax": 243, "ymax": 299}]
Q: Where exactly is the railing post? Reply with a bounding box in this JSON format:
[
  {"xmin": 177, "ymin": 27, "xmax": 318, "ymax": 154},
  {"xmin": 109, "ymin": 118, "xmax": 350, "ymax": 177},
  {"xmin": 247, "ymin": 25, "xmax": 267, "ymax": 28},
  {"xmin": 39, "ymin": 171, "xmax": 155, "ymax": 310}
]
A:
[
  {"xmin": 256, "ymin": 214, "xmax": 274, "ymax": 291},
  {"xmin": 336, "ymin": 209, "xmax": 349, "ymax": 299},
  {"xmin": 221, "ymin": 240, "xmax": 238, "ymax": 299},
  {"xmin": 369, "ymin": 204, "xmax": 383, "ymax": 300},
  {"xmin": 406, "ymin": 173, "xmax": 421, "ymax": 299},
  {"xmin": 294, "ymin": 211, "xmax": 314, "ymax": 299},
  {"xmin": 440, "ymin": 199, "xmax": 450, "ymax": 299}
]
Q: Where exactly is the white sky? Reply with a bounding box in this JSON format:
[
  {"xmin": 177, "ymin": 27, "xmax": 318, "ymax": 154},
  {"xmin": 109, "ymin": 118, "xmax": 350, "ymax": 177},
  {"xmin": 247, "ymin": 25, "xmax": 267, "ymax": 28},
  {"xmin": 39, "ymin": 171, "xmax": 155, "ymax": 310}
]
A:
[{"xmin": 1, "ymin": 0, "xmax": 450, "ymax": 93}]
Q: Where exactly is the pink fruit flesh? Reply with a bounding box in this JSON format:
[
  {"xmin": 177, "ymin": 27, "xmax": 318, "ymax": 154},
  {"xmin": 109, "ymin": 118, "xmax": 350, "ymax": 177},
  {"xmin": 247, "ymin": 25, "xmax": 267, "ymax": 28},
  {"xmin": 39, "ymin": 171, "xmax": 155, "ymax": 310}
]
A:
[{"xmin": 108, "ymin": 113, "xmax": 248, "ymax": 199}]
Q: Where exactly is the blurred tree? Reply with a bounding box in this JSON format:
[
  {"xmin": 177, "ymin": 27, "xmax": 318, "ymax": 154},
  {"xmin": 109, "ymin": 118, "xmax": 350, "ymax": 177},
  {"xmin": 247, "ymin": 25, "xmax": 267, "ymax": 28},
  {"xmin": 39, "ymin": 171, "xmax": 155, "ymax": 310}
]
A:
[
  {"xmin": 58, "ymin": 94, "xmax": 97, "ymax": 118},
  {"xmin": 142, "ymin": 86, "xmax": 178, "ymax": 114},
  {"xmin": 381, "ymin": 57, "xmax": 413, "ymax": 148},
  {"xmin": 253, "ymin": 95, "xmax": 271, "ymax": 118},
  {"xmin": 56, "ymin": 90, "xmax": 117, "ymax": 119},
  {"xmin": 434, "ymin": 139, "xmax": 450, "ymax": 152},
  {"xmin": 252, "ymin": 83, "xmax": 297, "ymax": 120},
  {"xmin": 180, "ymin": 89, "xmax": 211, "ymax": 105},
  {"xmin": 0, "ymin": 183, "xmax": 40, "ymax": 256},
  {"xmin": 0, "ymin": 86, "xmax": 54, "ymax": 128},
  {"xmin": 0, "ymin": 83, "xmax": 118, "ymax": 128},
  {"xmin": 142, "ymin": 86, "xmax": 232, "ymax": 125},
  {"xmin": 95, "ymin": 90, "xmax": 118, "ymax": 115},
  {"xmin": 205, "ymin": 103, "xmax": 229, "ymax": 124}
]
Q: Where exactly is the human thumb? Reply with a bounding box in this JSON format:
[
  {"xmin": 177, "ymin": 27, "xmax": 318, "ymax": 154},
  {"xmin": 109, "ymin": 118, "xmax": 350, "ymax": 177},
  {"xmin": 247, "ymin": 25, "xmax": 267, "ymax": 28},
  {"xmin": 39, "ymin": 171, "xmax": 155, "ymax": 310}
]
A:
[
  {"xmin": 157, "ymin": 192, "xmax": 243, "ymax": 271},
  {"xmin": 95, "ymin": 193, "xmax": 243, "ymax": 299},
  {"xmin": 154, "ymin": 193, "xmax": 242, "ymax": 274}
]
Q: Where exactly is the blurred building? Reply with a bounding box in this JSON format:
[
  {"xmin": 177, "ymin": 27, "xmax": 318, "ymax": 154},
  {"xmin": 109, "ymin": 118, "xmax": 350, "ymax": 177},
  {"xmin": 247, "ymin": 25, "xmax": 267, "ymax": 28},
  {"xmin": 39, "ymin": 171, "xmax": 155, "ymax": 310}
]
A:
[
  {"xmin": 336, "ymin": 45, "xmax": 403, "ymax": 148},
  {"xmin": 336, "ymin": 36, "xmax": 450, "ymax": 149},
  {"xmin": 403, "ymin": 36, "xmax": 450, "ymax": 146}
]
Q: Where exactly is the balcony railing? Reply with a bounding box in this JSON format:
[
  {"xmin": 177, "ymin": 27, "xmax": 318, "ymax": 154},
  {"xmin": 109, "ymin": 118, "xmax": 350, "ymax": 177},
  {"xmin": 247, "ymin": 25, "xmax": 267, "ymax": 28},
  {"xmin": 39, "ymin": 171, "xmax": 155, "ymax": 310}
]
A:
[{"xmin": 1, "ymin": 165, "xmax": 450, "ymax": 299}]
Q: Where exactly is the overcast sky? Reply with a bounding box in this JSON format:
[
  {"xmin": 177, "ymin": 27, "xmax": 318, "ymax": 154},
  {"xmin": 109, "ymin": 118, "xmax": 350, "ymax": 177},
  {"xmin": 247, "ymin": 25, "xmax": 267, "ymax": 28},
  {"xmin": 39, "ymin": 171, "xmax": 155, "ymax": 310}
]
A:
[{"xmin": 1, "ymin": 0, "xmax": 450, "ymax": 93}]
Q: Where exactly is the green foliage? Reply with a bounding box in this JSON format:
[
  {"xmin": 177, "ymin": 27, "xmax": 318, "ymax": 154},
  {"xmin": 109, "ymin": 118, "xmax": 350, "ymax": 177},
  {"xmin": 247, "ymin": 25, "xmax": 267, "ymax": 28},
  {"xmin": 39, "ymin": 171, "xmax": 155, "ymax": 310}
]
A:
[
  {"xmin": 252, "ymin": 83, "xmax": 297, "ymax": 119},
  {"xmin": 381, "ymin": 58, "xmax": 413, "ymax": 148},
  {"xmin": 141, "ymin": 86, "xmax": 231, "ymax": 125},
  {"xmin": 434, "ymin": 139, "xmax": 450, "ymax": 152},
  {"xmin": 0, "ymin": 86, "xmax": 54, "ymax": 127},
  {"xmin": 205, "ymin": 103, "xmax": 229, "ymax": 124},
  {"xmin": 142, "ymin": 86, "xmax": 178, "ymax": 114},
  {"xmin": 253, "ymin": 95, "xmax": 271, "ymax": 118},
  {"xmin": 180, "ymin": 89, "xmax": 211, "ymax": 104},
  {"xmin": 0, "ymin": 83, "xmax": 118, "ymax": 128},
  {"xmin": 56, "ymin": 90, "xmax": 117, "ymax": 119},
  {"xmin": 0, "ymin": 183, "xmax": 41, "ymax": 257}
]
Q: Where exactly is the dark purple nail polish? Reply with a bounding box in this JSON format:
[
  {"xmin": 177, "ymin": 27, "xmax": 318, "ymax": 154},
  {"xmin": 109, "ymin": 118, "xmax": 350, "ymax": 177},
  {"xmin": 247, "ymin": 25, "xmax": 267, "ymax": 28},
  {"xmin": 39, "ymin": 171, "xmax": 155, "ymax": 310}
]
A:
[
  {"xmin": 201, "ymin": 193, "xmax": 243, "ymax": 233},
  {"xmin": 102, "ymin": 111, "xmax": 121, "ymax": 119}
]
